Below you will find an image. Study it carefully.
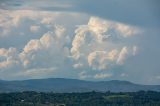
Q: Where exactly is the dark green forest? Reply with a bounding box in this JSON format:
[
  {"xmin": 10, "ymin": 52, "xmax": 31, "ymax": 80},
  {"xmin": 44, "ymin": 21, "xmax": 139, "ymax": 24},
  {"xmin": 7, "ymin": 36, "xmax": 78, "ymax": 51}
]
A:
[{"xmin": 0, "ymin": 91, "xmax": 160, "ymax": 106}]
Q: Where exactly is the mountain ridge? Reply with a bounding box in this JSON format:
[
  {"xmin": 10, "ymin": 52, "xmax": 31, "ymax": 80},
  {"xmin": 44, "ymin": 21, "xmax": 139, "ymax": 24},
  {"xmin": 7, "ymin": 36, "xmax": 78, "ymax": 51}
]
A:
[{"xmin": 0, "ymin": 78, "xmax": 160, "ymax": 93}]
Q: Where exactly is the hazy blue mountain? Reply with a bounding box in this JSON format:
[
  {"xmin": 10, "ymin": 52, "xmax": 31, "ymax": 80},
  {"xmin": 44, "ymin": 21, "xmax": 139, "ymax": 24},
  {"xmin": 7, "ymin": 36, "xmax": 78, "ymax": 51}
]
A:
[{"xmin": 0, "ymin": 78, "xmax": 160, "ymax": 93}]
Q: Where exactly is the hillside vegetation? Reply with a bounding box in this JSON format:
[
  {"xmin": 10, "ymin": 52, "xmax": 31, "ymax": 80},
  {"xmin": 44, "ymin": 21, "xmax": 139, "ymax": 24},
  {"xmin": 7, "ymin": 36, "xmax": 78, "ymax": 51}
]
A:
[{"xmin": 0, "ymin": 91, "xmax": 160, "ymax": 106}]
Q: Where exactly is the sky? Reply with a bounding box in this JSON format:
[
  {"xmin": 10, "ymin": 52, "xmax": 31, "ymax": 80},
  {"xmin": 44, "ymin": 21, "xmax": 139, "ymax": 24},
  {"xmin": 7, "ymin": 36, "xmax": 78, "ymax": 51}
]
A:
[{"xmin": 0, "ymin": 0, "xmax": 160, "ymax": 85}]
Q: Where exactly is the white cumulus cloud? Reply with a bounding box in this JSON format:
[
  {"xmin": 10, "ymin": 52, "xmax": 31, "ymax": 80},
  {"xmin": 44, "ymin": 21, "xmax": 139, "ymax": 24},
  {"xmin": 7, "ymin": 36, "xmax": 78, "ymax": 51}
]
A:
[
  {"xmin": 0, "ymin": 48, "xmax": 20, "ymax": 70},
  {"xmin": 20, "ymin": 25, "xmax": 69, "ymax": 69},
  {"xmin": 94, "ymin": 73, "xmax": 112, "ymax": 79},
  {"xmin": 0, "ymin": 10, "xmax": 141, "ymax": 80},
  {"xmin": 71, "ymin": 17, "xmax": 139, "ymax": 71},
  {"xmin": 30, "ymin": 25, "xmax": 40, "ymax": 33},
  {"xmin": 88, "ymin": 50, "xmax": 118, "ymax": 70}
]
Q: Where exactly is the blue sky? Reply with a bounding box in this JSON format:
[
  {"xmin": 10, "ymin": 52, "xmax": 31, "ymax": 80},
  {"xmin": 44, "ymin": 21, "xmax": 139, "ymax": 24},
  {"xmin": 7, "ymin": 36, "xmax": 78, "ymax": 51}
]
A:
[{"xmin": 0, "ymin": 0, "xmax": 160, "ymax": 85}]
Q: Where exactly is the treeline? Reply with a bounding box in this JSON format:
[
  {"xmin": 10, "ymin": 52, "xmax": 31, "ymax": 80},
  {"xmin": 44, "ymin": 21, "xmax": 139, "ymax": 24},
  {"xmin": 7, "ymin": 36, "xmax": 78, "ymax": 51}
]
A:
[{"xmin": 0, "ymin": 91, "xmax": 160, "ymax": 106}]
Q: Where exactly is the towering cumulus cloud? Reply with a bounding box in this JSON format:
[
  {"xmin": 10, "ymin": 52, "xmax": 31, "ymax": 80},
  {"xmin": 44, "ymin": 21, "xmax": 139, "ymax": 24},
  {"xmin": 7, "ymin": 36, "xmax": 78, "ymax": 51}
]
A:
[
  {"xmin": 20, "ymin": 25, "xmax": 69, "ymax": 69},
  {"xmin": 71, "ymin": 17, "xmax": 139, "ymax": 72},
  {"xmin": 0, "ymin": 9, "xmax": 140, "ymax": 80}
]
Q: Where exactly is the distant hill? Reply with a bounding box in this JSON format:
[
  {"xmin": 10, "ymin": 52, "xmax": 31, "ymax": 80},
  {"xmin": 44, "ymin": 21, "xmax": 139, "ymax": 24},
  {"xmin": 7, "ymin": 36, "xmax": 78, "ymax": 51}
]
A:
[{"xmin": 0, "ymin": 78, "xmax": 160, "ymax": 92}]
